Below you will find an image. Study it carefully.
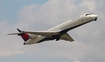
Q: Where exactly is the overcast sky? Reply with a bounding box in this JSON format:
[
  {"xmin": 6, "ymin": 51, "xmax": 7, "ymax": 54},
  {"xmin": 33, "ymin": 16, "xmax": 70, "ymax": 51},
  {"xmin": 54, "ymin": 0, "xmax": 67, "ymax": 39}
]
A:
[{"xmin": 0, "ymin": 0, "xmax": 105, "ymax": 62}]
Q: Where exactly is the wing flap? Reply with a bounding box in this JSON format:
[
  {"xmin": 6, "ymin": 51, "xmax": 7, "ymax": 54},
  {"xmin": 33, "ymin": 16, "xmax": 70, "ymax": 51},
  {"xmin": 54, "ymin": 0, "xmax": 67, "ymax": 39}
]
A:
[{"xmin": 60, "ymin": 33, "xmax": 74, "ymax": 42}]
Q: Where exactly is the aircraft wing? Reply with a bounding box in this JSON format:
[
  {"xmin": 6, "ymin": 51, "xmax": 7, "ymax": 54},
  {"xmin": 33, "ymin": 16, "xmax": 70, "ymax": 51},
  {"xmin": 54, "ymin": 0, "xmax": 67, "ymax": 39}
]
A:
[
  {"xmin": 8, "ymin": 32, "xmax": 23, "ymax": 35},
  {"xmin": 60, "ymin": 33, "xmax": 74, "ymax": 42},
  {"xmin": 8, "ymin": 31, "xmax": 59, "ymax": 36}
]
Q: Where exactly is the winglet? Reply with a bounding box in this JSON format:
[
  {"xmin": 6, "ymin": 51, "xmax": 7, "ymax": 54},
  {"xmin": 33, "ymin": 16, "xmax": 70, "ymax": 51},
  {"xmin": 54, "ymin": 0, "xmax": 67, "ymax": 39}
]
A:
[
  {"xmin": 8, "ymin": 28, "xmax": 23, "ymax": 35},
  {"xmin": 17, "ymin": 28, "xmax": 21, "ymax": 32}
]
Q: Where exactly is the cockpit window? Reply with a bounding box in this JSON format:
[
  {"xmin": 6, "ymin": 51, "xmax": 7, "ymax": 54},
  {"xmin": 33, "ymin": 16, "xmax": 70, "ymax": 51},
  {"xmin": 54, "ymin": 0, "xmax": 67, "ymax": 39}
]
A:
[{"xmin": 85, "ymin": 13, "xmax": 92, "ymax": 16}]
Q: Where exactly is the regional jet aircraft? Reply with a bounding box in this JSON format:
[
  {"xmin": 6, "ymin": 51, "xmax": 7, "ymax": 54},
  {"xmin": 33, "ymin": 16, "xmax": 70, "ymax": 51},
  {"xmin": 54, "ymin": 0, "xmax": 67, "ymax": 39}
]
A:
[{"xmin": 8, "ymin": 13, "xmax": 98, "ymax": 45}]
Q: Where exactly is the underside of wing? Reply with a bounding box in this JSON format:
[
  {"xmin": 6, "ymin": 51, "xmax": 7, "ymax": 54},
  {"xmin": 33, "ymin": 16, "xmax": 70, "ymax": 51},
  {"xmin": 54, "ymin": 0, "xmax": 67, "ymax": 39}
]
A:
[{"xmin": 60, "ymin": 33, "xmax": 74, "ymax": 42}]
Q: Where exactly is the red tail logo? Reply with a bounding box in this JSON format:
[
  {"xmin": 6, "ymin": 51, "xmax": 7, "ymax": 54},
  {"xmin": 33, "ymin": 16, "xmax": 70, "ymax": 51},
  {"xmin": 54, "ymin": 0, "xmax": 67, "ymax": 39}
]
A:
[
  {"xmin": 21, "ymin": 33, "xmax": 30, "ymax": 41},
  {"xmin": 17, "ymin": 28, "xmax": 30, "ymax": 42}
]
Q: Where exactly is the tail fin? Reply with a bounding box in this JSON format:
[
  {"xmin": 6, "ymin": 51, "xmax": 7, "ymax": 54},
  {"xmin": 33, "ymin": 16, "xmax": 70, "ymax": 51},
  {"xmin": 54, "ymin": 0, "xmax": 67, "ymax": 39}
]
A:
[{"xmin": 17, "ymin": 28, "xmax": 30, "ymax": 42}]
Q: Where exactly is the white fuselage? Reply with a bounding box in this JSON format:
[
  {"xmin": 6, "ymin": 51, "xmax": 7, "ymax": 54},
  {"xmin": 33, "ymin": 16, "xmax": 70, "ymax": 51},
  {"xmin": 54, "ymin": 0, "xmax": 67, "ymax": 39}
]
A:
[{"xmin": 25, "ymin": 13, "xmax": 98, "ymax": 45}]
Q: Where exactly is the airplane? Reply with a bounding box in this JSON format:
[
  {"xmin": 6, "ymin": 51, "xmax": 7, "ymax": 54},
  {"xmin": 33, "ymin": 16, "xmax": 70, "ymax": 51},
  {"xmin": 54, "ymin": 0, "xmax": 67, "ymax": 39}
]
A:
[{"xmin": 8, "ymin": 13, "xmax": 98, "ymax": 45}]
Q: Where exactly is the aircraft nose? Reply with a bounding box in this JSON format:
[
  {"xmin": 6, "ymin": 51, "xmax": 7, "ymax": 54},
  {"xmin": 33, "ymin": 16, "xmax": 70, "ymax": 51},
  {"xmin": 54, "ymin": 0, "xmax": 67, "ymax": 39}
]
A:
[
  {"xmin": 91, "ymin": 14, "xmax": 98, "ymax": 18},
  {"xmin": 91, "ymin": 14, "xmax": 98, "ymax": 21}
]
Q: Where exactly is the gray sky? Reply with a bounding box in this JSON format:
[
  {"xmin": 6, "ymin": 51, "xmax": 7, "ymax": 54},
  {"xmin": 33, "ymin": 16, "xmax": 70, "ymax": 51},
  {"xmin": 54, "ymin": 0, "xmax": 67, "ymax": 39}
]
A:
[{"xmin": 0, "ymin": 0, "xmax": 105, "ymax": 62}]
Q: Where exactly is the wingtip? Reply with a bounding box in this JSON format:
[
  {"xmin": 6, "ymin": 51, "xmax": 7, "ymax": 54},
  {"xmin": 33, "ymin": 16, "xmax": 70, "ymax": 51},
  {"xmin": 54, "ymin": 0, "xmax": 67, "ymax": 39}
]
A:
[
  {"xmin": 7, "ymin": 34, "xmax": 11, "ymax": 35},
  {"xmin": 7, "ymin": 32, "xmax": 23, "ymax": 35},
  {"xmin": 17, "ymin": 28, "xmax": 21, "ymax": 32},
  {"xmin": 7, "ymin": 33, "xmax": 14, "ymax": 35}
]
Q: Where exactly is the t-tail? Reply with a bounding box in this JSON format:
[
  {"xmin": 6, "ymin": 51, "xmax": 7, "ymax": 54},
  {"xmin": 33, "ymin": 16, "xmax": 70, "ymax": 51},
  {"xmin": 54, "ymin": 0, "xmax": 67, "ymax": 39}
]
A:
[{"xmin": 17, "ymin": 28, "xmax": 30, "ymax": 42}]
